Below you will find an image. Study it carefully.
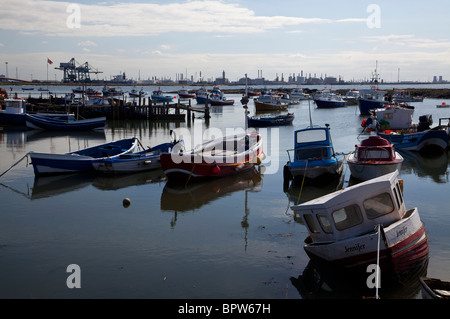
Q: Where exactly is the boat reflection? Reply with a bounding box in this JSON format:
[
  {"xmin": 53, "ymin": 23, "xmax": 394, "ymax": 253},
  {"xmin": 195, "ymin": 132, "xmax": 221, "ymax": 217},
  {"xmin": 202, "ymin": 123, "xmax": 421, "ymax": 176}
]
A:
[
  {"xmin": 399, "ymin": 149, "xmax": 449, "ymax": 183},
  {"xmin": 290, "ymin": 258, "xmax": 428, "ymax": 299},
  {"xmin": 161, "ymin": 166, "xmax": 263, "ymax": 212},
  {"xmin": 30, "ymin": 169, "xmax": 166, "ymax": 200}
]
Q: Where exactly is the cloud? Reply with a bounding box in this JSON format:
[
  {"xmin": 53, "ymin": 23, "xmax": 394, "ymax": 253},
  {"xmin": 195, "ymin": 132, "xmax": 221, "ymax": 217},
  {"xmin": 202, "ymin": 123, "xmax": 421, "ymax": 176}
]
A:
[
  {"xmin": 362, "ymin": 34, "xmax": 450, "ymax": 49},
  {"xmin": 77, "ymin": 40, "xmax": 97, "ymax": 47},
  {"xmin": 0, "ymin": 0, "xmax": 363, "ymax": 37}
]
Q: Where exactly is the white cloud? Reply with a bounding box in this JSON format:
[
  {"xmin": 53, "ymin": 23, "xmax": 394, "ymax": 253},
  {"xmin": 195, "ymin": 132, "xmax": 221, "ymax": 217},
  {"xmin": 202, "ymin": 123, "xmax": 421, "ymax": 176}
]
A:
[
  {"xmin": 362, "ymin": 34, "xmax": 450, "ymax": 49},
  {"xmin": 77, "ymin": 40, "xmax": 97, "ymax": 47},
  {"xmin": 0, "ymin": 0, "xmax": 363, "ymax": 37}
]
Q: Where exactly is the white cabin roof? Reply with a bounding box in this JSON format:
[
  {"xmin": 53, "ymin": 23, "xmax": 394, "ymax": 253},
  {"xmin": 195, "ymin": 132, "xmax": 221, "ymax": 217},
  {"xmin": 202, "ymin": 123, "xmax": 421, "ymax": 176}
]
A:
[{"xmin": 291, "ymin": 171, "xmax": 408, "ymax": 243}]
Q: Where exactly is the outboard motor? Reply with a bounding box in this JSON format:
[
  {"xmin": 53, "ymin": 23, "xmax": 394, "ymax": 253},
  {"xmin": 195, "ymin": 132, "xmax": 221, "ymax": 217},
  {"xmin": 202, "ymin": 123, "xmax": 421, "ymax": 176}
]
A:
[{"xmin": 418, "ymin": 114, "xmax": 433, "ymax": 131}]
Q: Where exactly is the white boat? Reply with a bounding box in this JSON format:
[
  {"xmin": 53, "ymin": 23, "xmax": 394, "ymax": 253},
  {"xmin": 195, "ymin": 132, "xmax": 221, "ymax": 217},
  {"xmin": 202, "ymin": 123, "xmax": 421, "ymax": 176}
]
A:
[
  {"xmin": 373, "ymin": 104, "xmax": 415, "ymax": 130},
  {"xmin": 291, "ymin": 171, "xmax": 429, "ymax": 276},
  {"xmin": 290, "ymin": 88, "xmax": 309, "ymax": 100},
  {"xmin": 393, "ymin": 90, "xmax": 423, "ymax": 103},
  {"xmin": 347, "ymin": 135, "xmax": 403, "ymax": 181},
  {"xmin": 420, "ymin": 277, "xmax": 450, "ymax": 299}
]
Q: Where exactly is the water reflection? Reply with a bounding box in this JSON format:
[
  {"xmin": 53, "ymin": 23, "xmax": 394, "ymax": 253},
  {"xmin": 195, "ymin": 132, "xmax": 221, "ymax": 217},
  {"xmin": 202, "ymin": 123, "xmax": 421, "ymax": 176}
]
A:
[
  {"xmin": 161, "ymin": 167, "xmax": 263, "ymax": 228},
  {"xmin": 29, "ymin": 170, "xmax": 166, "ymax": 200},
  {"xmin": 291, "ymin": 258, "xmax": 428, "ymax": 299},
  {"xmin": 399, "ymin": 149, "xmax": 450, "ymax": 183}
]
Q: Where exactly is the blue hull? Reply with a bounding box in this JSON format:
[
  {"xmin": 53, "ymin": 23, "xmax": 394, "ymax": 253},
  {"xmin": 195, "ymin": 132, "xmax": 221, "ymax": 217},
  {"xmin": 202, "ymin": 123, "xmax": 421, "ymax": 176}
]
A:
[
  {"xmin": 26, "ymin": 114, "xmax": 106, "ymax": 131},
  {"xmin": 196, "ymin": 96, "xmax": 208, "ymax": 104},
  {"xmin": 358, "ymin": 98, "xmax": 386, "ymax": 115},
  {"xmin": 378, "ymin": 130, "xmax": 449, "ymax": 153},
  {"xmin": 315, "ymin": 99, "xmax": 347, "ymax": 108},
  {"xmin": 0, "ymin": 112, "xmax": 26, "ymax": 125},
  {"xmin": 30, "ymin": 137, "xmax": 138, "ymax": 175}
]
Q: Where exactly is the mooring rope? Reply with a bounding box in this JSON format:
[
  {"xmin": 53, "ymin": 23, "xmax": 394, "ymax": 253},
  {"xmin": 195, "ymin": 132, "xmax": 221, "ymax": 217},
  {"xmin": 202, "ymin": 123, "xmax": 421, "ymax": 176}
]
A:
[{"xmin": 0, "ymin": 151, "xmax": 33, "ymax": 178}]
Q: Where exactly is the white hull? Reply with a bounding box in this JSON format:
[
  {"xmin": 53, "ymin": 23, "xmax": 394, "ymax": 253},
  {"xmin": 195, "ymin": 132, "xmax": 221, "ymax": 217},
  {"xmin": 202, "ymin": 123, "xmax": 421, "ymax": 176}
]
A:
[{"xmin": 347, "ymin": 152, "xmax": 403, "ymax": 181}]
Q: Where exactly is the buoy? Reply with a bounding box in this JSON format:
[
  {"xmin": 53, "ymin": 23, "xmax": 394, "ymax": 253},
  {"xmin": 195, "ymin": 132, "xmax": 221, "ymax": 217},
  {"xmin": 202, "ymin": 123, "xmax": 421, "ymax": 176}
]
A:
[
  {"xmin": 123, "ymin": 198, "xmax": 131, "ymax": 207},
  {"xmin": 212, "ymin": 165, "xmax": 221, "ymax": 174}
]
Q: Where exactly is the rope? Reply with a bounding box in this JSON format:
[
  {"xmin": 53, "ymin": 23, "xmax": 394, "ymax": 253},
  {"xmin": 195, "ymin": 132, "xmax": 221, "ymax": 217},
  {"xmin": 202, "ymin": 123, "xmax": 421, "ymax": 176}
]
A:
[
  {"xmin": 296, "ymin": 160, "xmax": 308, "ymax": 205},
  {"xmin": 0, "ymin": 151, "xmax": 33, "ymax": 178}
]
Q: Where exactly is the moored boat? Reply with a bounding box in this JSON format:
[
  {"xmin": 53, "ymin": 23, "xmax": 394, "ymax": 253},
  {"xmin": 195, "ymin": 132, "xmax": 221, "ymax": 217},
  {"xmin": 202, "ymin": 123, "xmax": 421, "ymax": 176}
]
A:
[
  {"xmin": 209, "ymin": 93, "xmax": 234, "ymax": 106},
  {"xmin": 284, "ymin": 125, "xmax": 344, "ymax": 181},
  {"xmin": 247, "ymin": 113, "xmax": 294, "ymax": 127},
  {"xmin": 29, "ymin": 137, "xmax": 139, "ymax": 175},
  {"xmin": 26, "ymin": 114, "xmax": 106, "ymax": 131},
  {"xmin": 129, "ymin": 88, "xmax": 146, "ymax": 97},
  {"xmin": 314, "ymin": 91, "xmax": 347, "ymax": 108},
  {"xmin": 378, "ymin": 129, "xmax": 449, "ymax": 154},
  {"xmin": 419, "ymin": 277, "xmax": 450, "ymax": 299},
  {"xmin": 151, "ymin": 89, "xmax": 174, "ymax": 102},
  {"xmin": 178, "ymin": 88, "xmax": 196, "ymax": 99},
  {"xmin": 358, "ymin": 88, "xmax": 388, "ymax": 115},
  {"xmin": 254, "ymin": 94, "xmax": 288, "ymax": 111},
  {"xmin": 291, "ymin": 171, "xmax": 429, "ymax": 276},
  {"xmin": 347, "ymin": 135, "xmax": 403, "ymax": 181},
  {"xmin": 160, "ymin": 132, "xmax": 264, "ymax": 181},
  {"xmin": 92, "ymin": 142, "xmax": 175, "ymax": 174}
]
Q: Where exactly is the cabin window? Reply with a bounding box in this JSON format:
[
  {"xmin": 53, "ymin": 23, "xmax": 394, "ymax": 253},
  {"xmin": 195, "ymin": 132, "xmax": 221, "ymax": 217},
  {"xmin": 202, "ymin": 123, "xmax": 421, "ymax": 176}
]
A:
[
  {"xmin": 332, "ymin": 205, "xmax": 363, "ymax": 230},
  {"xmin": 303, "ymin": 214, "xmax": 321, "ymax": 233},
  {"xmin": 296, "ymin": 130, "xmax": 327, "ymax": 144},
  {"xmin": 393, "ymin": 187, "xmax": 401, "ymax": 209},
  {"xmin": 363, "ymin": 193, "xmax": 394, "ymax": 219},
  {"xmin": 317, "ymin": 214, "xmax": 333, "ymax": 234},
  {"xmin": 396, "ymin": 182, "xmax": 403, "ymax": 204},
  {"xmin": 296, "ymin": 147, "xmax": 328, "ymax": 160},
  {"xmin": 360, "ymin": 149, "xmax": 390, "ymax": 160}
]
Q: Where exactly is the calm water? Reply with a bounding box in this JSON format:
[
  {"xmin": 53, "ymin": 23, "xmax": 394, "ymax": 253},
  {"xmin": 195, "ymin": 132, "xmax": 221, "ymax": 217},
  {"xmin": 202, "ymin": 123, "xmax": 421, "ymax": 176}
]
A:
[{"xmin": 1, "ymin": 88, "xmax": 450, "ymax": 299}]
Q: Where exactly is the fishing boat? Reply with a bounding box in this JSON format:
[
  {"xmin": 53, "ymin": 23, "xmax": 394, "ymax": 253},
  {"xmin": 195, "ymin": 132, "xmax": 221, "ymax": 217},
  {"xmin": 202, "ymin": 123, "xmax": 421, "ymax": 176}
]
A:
[
  {"xmin": 393, "ymin": 90, "xmax": 423, "ymax": 103},
  {"xmin": 358, "ymin": 88, "xmax": 388, "ymax": 115},
  {"xmin": 373, "ymin": 103, "xmax": 415, "ymax": 130},
  {"xmin": 160, "ymin": 132, "xmax": 264, "ymax": 181},
  {"xmin": 209, "ymin": 93, "xmax": 234, "ymax": 106},
  {"xmin": 26, "ymin": 114, "xmax": 106, "ymax": 131},
  {"xmin": 178, "ymin": 88, "xmax": 196, "ymax": 99},
  {"xmin": 419, "ymin": 277, "xmax": 450, "ymax": 299},
  {"xmin": 254, "ymin": 94, "xmax": 288, "ymax": 111},
  {"xmin": 378, "ymin": 129, "xmax": 449, "ymax": 154},
  {"xmin": 245, "ymin": 87, "xmax": 260, "ymax": 97},
  {"xmin": 129, "ymin": 88, "xmax": 146, "ymax": 97},
  {"xmin": 151, "ymin": 89, "xmax": 174, "ymax": 102},
  {"xmin": 347, "ymin": 135, "xmax": 404, "ymax": 181},
  {"xmin": 291, "ymin": 171, "xmax": 429, "ymax": 276},
  {"xmin": 102, "ymin": 86, "xmax": 124, "ymax": 97},
  {"xmin": 92, "ymin": 142, "xmax": 175, "ymax": 174},
  {"xmin": 314, "ymin": 91, "xmax": 347, "ymax": 108},
  {"xmin": 284, "ymin": 125, "xmax": 344, "ymax": 181},
  {"xmin": 247, "ymin": 113, "xmax": 294, "ymax": 127},
  {"xmin": 290, "ymin": 88, "xmax": 309, "ymax": 100},
  {"xmin": 0, "ymin": 98, "xmax": 27, "ymax": 125},
  {"xmin": 29, "ymin": 137, "xmax": 138, "ymax": 175},
  {"xmin": 195, "ymin": 87, "xmax": 209, "ymax": 104}
]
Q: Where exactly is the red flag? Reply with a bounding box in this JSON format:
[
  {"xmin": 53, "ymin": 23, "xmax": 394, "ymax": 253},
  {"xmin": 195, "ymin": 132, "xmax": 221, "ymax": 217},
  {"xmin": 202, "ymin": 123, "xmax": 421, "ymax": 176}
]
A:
[{"xmin": 47, "ymin": 58, "xmax": 53, "ymax": 65}]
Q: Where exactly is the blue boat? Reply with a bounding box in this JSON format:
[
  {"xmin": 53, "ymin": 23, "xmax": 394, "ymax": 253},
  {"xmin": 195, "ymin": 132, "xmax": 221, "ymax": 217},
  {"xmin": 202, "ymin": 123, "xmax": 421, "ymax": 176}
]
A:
[
  {"xmin": 92, "ymin": 142, "xmax": 175, "ymax": 174},
  {"xmin": 195, "ymin": 87, "xmax": 209, "ymax": 104},
  {"xmin": 358, "ymin": 89, "xmax": 388, "ymax": 115},
  {"xmin": 151, "ymin": 89, "xmax": 174, "ymax": 102},
  {"xmin": 378, "ymin": 129, "xmax": 449, "ymax": 154},
  {"xmin": 247, "ymin": 113, "xmax": 294, "ymax": 127},
  {"xmin": 314, "ymin": 92, "xmax": 347, "ymax": 108},
  {"xmin": 0, "ymin": 99, "xmax": 27, "ymax": 125},
  {"xmin": 26, "ymin": 114, "xmax": 106, "ymax": 131},
  {"xmin": 284, "ymin": 125, "xmax": 344, "ymax": 181},
  {"xmin": 29, "ymin": 137, "xmax": 139, "ymax": 175}
]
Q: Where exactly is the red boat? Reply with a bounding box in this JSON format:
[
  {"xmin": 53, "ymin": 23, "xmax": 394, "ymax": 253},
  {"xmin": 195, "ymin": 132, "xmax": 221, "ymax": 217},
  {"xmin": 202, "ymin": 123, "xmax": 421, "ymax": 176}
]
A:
[
  {"xmin": 209, "ymin": 93, "xmax": 234, "ymax": 106},
  {"xmin": 160, "ymin": 132, "xmax": 264, "ymax": 180},
  {"xmin": 178, "ymin": 89, "xmax": 196, "ymax": 99}
]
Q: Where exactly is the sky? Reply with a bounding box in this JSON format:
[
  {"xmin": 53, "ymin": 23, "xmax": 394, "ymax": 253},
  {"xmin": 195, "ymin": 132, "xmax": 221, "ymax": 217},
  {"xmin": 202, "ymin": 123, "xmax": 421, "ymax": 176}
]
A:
[{"xmin": 0, "ymin": 0, "xmax": 449, "ymax": 83}]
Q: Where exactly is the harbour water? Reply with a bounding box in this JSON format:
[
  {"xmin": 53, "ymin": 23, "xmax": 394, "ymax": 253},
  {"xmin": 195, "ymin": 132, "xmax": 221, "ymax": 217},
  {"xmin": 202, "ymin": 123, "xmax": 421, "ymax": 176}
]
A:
[{"xmin": 1, "ymin": 85, "xmax": 450, "ymax": 299}]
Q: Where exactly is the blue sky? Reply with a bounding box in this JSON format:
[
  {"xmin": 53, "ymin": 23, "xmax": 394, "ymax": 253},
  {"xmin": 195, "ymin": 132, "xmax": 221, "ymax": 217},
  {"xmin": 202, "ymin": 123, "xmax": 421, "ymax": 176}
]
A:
[{"xmin": 1, "ymin": 0, "xmax": 449, "ymax": 82}]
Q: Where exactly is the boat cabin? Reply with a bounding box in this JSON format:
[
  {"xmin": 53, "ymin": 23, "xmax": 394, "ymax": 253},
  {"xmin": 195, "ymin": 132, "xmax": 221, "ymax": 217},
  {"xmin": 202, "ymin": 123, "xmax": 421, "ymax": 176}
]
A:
[
  {"xmin": 1, "ymin": 99, "xmax": 26, "ymax": 114},
  {"xmin": 359, "ymin": 89, "xmax": 387, "ymax": 101},
  {"xmin": 293, "ymin": 126, "xmax": 335, "ymax": 162},
  {"xmin": 355, "ymin": 135, "xmax": 396, "ymax": 161},
  {"xmin": 291, "ymin": 171, "xmax": 407, "ymax": 243}
]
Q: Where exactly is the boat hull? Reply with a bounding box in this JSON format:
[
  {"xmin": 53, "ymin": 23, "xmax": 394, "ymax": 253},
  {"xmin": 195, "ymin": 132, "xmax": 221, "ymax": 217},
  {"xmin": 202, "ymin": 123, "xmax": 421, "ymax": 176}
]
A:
[
  {"xmin": 358, "ymin": 98, "xmax": 386, "ymax": 115},
  {"xmin": 26, "ymin": 115, "xmax": 106, "ymax": 131},
  {"xmin": 160, "ymin": 134, "xmax": 264, "ymax": 181},
  {"xmin": 92, "ymin": 143, "xmax": 174, "ymax": 174},
  {"xmin": 347, "ymin": 152, "xmax": 403, "ymax": 181},
  {"xmin": 304, "ymin": 208, "xmax": 429, "ymax": 275},
  {"xmin": 314, "ymin": 99, "xmax": 347, "ymax": 108},
  {"xmin": 30, "ymin": 138, "xmax": 138, "ymax": 175},
  {"xmin": 378, "ymin": 130, "xmax": 449, "ymax": 153},
  {"xmin": 288, "ymin": 158, "xmax": 344, "ymax": 180},
  {"xmin": 0, "ymin": 112, "xmax": 25, "ymax": 125},
  {"xmin": 254, "ymin": 100, "xmax": 288, "ymax": 111},
  {"xmin": 247, "ymin": 114, "xmax": 294, "ymax": 127}
]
